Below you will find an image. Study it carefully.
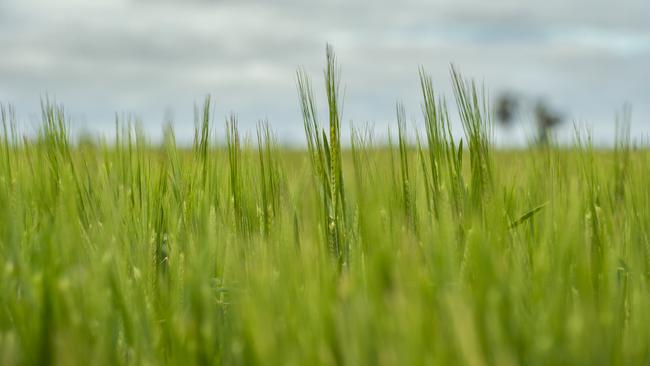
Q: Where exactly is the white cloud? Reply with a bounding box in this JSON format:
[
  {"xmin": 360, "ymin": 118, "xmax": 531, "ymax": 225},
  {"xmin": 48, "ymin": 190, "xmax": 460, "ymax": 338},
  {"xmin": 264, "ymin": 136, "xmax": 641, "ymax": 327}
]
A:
[{"xmin": 0, "ymin": 0, "xmax": 648, "ymax": 145}]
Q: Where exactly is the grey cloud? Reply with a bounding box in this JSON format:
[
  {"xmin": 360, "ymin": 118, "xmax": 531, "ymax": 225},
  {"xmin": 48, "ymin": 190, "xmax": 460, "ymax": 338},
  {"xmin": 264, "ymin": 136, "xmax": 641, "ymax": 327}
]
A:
[{"xmin": 0, "ymin": 0, "xmax": 649, "ymax": 145}]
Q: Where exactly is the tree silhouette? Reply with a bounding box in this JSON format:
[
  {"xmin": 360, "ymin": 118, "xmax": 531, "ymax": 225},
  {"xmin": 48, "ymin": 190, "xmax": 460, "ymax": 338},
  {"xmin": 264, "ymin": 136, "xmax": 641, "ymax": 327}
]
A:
[{"xmin": 495, "ymin": 93, "xmax": 564, "ymax": 146}]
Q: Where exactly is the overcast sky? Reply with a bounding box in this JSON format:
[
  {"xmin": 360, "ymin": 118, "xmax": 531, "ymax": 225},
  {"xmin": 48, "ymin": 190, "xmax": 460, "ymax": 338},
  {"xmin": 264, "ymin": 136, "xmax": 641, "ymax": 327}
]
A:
[{"xmin": 1, "ymin": 0, "xmax": 649, "ymax": 145}]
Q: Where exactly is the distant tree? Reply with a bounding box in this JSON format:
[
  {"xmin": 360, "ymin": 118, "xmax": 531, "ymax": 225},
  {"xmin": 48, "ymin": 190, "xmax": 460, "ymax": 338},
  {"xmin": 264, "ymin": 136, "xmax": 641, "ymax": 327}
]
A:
[
  {"xmin": 495, "ymin": 93, "xmax": 518, "ymax": 127},
  {"xmin": 495, "ymin": 93, "xmax": 564, "ymax": 146},
  {"xmin": 533, "ymin": 101, "xmax": 562, "ymax": 145}
]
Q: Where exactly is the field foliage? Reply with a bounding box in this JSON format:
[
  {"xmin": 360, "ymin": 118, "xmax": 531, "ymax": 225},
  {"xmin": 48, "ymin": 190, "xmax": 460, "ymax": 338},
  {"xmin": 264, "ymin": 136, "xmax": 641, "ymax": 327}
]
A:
[{"xmin": 1, "ymin": 48, "xmax": 649, "ymax": 365}]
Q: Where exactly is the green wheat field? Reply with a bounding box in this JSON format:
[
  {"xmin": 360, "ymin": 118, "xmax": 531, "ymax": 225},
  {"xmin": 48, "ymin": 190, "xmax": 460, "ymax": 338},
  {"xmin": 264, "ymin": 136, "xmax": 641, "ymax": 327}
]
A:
[{"xmin": 1, "ymin": 48, "xmax": 649, "ymax": 365}]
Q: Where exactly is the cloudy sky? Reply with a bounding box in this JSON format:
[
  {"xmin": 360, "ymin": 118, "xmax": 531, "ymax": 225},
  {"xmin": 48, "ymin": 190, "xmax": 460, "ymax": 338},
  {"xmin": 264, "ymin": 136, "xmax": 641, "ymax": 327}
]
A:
[{"xmin": 1, "ymin": 0, "xmax": 648, "ymax": 145}]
